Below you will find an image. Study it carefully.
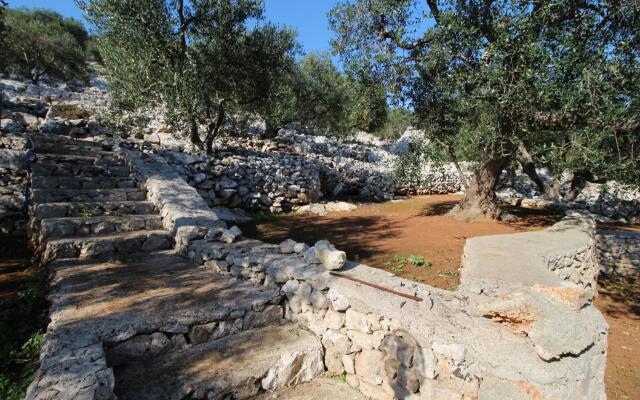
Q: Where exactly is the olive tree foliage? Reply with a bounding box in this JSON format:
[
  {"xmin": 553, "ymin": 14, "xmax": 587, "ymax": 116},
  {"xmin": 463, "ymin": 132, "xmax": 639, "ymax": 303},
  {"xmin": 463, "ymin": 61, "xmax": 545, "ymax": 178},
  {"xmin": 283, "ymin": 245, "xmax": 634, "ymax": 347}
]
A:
[
  {"xmin": 330, "ymin": 0, "xmax": 640, "ymax": 221},
  {"xmin": 80, "ymin": 0, "xmax": 298, "ymax": 154},
  {"xmin": 279, "ymin": 52, "xmax": 387, "ymax": 137},
  {"xmin": 290, "ymin": 52, "xmax": 351, "ymax": 135},
  {"xmin": 3, "ymin": 8, "xmax": 88, "ymax": 84}
]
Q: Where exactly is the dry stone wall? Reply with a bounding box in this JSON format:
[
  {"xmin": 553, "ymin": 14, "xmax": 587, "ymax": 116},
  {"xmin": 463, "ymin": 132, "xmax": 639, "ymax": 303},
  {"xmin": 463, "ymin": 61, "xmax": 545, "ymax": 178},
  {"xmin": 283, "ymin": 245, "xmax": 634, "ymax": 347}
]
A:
[
  {"xmin": 131, "ymin": 130, "xmax": 466, "ymax": 214},
  {"xmin": 0, "ymin": 133, "xmax": 28, "ymax": 235},
  {"xmin": 156, "ymin": 148, "xmax": 322, "ymax": 213},
  {"xmin": 132, "ymin": 151, "xmax": 607, "ymax": 400},
  {"xmin": 599, "ymin": 230, "xmax": 640, "ymax": 277}
]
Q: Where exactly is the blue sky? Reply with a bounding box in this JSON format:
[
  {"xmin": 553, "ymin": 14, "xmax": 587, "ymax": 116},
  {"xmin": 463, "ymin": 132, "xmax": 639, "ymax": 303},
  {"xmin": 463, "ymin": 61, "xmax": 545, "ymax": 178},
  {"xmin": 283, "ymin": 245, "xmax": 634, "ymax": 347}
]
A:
[{"xmin": 7, "ymin": 0, "xmax": 340, "ymax": 55}]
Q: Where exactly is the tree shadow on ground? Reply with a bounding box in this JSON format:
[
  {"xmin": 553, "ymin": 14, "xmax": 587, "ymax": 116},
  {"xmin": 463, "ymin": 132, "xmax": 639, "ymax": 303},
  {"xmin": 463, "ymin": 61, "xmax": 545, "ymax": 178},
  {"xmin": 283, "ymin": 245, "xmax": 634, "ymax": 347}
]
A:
[
  {"xmin": 415, "ymin": 200, "xmax": 458, "ymax": 217},
  {"xmin": 239, "ymin": 215, "xmax": 402, "ymax": 262},
  {"xmin": 504, "ymin": 206, "xmax": 565, "ymax": 228},
  {"xmin": 597, "ymin": 274, "xmax": 640, "ymax": 319}
]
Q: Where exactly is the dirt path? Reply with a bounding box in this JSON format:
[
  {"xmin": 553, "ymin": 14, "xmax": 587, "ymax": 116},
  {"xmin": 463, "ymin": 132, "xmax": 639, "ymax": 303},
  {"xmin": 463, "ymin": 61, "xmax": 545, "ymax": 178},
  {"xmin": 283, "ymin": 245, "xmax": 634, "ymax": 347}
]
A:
[
  {"xmin": 240, "ymin": 195, "xmax": 639, "ymax": 398},
  {"xmin": 596, "ymin": 275, "xmax": 640, "ymax": 400}
]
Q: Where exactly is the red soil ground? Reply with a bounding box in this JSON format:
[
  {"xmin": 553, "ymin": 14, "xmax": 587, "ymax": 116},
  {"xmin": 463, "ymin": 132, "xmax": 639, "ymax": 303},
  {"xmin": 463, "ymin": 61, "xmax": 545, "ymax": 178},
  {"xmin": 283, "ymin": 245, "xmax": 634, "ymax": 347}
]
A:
[
  {"xmin": 240, "ymin": 195, "xmax": 640, "ymax": 399},
  {"xmin": 241, "ymin": 195, "xmax": 559, "ymax": 289}
]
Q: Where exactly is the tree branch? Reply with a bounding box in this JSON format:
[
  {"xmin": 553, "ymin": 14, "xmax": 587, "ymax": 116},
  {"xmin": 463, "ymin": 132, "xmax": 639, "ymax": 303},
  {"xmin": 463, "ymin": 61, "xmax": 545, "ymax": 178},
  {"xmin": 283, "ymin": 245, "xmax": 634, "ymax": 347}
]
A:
[
  {"xmin": 426, "ymin": 0, "xmax": 440, "ymax": 23},
  {"xmin": 375, "ymin": 15, "xmax": 431, "ymax": 51}
]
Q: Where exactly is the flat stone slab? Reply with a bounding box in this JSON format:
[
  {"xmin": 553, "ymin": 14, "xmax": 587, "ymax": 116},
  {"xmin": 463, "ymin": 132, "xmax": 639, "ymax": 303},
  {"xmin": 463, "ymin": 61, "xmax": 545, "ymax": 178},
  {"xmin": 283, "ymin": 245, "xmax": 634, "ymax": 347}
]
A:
[
  {"xmin": 460, "ymin": 226, "xmax": 594, "ymax": 294},
  {"xmin": 114, "ymin": 324, "xmax": 324, "ymax": 400},
  {"xmin": 47, "ymin": 251, "xmax": 281, "ymax": 343},
  {"xmin": 28, "ymin": 251, "xmax": 284, "ymax": 400}
]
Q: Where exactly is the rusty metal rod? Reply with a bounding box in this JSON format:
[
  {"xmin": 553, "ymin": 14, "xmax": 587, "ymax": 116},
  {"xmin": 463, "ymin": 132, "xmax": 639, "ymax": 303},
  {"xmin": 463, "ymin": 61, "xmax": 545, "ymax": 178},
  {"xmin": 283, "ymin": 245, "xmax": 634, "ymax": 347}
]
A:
[{"xmin": 329, "ymin": 272, "xmax": 423, "ymax": 302}]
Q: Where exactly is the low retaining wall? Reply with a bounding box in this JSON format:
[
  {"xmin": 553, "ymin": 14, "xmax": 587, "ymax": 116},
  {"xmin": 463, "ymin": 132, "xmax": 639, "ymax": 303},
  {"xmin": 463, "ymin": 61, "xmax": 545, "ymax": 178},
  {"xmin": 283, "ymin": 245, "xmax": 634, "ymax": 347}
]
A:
[
  {"xmin": 130, "ymin": 150, "xmax": 607, "ymax": 400},
  {"xmin": 599, "ymin": 230, "xmax": 640, "ymax": 277},
  {"xmin": 0, "ymin": 134, "xmax": 28, "ymax": 235},
  {"xmin": 144, "ymin": 136, "xmax": 464, "ymax": 213},
  {"xmin": 157, "ymin": 148, "xmax": 322, "ymax": 213}
]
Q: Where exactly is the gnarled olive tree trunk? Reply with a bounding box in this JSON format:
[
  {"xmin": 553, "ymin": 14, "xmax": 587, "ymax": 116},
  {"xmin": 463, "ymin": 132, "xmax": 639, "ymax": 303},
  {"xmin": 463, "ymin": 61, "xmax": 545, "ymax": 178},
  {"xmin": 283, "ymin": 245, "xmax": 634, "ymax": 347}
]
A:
[
  {"xmin": 517, "ymin": 142, "xmax": 561, "ymax": 201},
  {"xmin": 189, "ymin": 118, "xmax": 204, "ymax": 149},
  {"xmin": 449, "ymin": 155, "xmax": 511, "ymax": 221},
  {"xmin": 204, "ymin": 99, "xmax": 226, "ymax": 155}
]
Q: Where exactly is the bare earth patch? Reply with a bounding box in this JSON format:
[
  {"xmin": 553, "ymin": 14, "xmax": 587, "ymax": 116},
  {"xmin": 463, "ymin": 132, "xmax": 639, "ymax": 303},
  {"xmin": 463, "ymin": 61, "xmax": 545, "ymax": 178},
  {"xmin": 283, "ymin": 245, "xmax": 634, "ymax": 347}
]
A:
[
  {"xmin": 240, "ymin": 194, "xmax": 640, "ymax": 398},
  {"xmin": 241, "ymin": 195, "xmax": 556, "ymax": 290}
]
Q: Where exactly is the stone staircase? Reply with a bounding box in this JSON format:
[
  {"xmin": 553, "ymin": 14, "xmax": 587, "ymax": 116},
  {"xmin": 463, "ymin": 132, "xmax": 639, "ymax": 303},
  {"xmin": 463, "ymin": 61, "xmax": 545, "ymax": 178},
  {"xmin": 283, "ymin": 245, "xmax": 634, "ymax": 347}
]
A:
[
  {"xmin": 25, "ymin": 134, "xmax": 362, "ymax": 400},
  {"xmin": 30, "ymin": 136, "xmax": 173, "ymax": 262}
]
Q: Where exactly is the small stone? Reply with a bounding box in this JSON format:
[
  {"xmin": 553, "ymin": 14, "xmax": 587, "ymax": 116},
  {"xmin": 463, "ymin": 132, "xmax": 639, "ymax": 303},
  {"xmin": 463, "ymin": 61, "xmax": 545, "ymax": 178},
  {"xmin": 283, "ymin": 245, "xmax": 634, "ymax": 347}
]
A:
[
  {"xmin": 346, "ymin": 309, "xmax": 370, "ymax": 333},
  {"xmin": 321, "ymin": 248, "xmax": 347, "ymax": 271},
  {"xmin": 279, "ymin": 239, "xmax": 297, "ymax": 254},
  {"xmin": 342, "ymin": 353, "xmax": 356, "ymax": 374},
  {"xmin": 188, "ymin": 322, "xmax": 216, "ymax": 344},
  {"xmin": 324, "ymin": 309, "xmax": 346, "ymax": 330},
  {"xmin": 328, "ymin": 288, "xmax": 350, "ymax": 311},
  {"xmin": 355, "ymin": 349, "xmax": 386, "ymax": 385},
  {"xmin": 321, "ymin": 330, "xmax": 351, "ymax": 355},
  {"xmin": 149, "ymin": 332, "xmax": 172, "ymax": 353},
  {"xmin": 348, "ymin": 330, "xmax": 386, "ymax": 350},
  {"xmin": 294, "ymin": 242, "xmax": 309, "ymax": 253}
]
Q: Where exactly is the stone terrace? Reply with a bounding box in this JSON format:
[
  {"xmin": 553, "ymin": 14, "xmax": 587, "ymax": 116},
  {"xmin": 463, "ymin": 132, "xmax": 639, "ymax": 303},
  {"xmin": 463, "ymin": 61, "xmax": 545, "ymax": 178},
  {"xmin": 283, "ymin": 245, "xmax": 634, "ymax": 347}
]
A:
[{"xmin": 25, "ymin": 133, "xmax": 608, "ymax": 400}]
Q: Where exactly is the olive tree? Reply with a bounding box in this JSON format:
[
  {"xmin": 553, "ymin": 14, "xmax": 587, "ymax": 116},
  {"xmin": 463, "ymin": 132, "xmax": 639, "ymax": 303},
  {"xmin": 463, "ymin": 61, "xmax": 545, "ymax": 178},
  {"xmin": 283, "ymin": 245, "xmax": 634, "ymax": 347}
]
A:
[
  {"xmin": 3, "ymin": 8, "xmax": 88, "ymax": 84},
  {"xmin": 274, "ymin": 52, "xmax": 388, "ymax": 137},
  {"xmin": 330, "ymin": 0, "xmax": 639, "ymax": 220},
  {"xmin": 80, "ymin": 0, "xmax": 298, "ymax": 154}
]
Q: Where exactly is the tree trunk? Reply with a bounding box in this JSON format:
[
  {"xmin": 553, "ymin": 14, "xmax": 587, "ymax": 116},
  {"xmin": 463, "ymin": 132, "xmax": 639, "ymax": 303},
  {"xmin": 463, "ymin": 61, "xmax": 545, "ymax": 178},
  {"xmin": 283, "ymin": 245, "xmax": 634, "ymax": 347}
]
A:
[
  {"xmin": 516, "ymin": 142, "xmax": 559, "ymax": 201},
  {"xmin": 449, "ymin": 155, "xmax": 511, "ymax": 221},
  {"xmin": 205, "ymin": 99, "xmax": 225, "ymax": 155},
  {"xmin": 189, "ymin": 118, "xmax": 204, "ymax": 149},
  {"xmin": 263, "ymin": 119, "xmax": 281, "ymax": 139},
  {"xmin": 564, "ymin": 170, "xmax": 593, "ymax": 202},
  {"xmin": 434, "ymin": 138, "xmax": 468, "ymax": 190}
]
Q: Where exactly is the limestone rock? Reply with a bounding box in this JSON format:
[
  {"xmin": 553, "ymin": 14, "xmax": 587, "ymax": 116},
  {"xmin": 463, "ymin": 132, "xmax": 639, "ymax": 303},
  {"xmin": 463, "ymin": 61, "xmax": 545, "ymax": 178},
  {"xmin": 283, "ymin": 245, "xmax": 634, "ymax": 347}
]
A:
[
  {"xmin": 220, "ymin": 225, "xmax": 242, "ymax": 243},
  {"xmin": 279, "ymin": 239, "xmax": 297, "ymax": 254},
  {"xmin": 304, "ymin": 240, "xmax": 347, "ymax": 271},
  {"xmin": 355, "ymin": 349, "xmax": 386, "ymax": 385},
  {"xmin": 327, "ymin": 288, "xmax": 350, "ymax": 311}
]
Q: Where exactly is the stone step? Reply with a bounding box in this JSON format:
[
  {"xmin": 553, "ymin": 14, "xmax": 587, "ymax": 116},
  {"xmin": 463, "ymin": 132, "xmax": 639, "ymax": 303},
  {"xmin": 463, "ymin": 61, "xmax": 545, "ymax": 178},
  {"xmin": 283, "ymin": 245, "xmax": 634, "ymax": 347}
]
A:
[
  {"xmin": 32, "ymin": 188, "xmax": 147, "ymax": 203},
  {"xmin": 36, "ymin": 153, "xmax": 127, "ymax": 167},
  {"xmin": 32, "ymin": 175, "xmax": 138, "ymax": 190},
  {"xmin": 31, "ymin": 134, "xmax": 106, "ymax": 149},
  {"xmin": 254, "ymin": 378, "xmax": 367, "ymax": 400},
  {"xmin": 35, "ymin": 151, "xmax": 126, "ymax": 165},
  {"xmin": 35, "ymin": 143, "xmax": 113, "ymax": 156},
  {"xmin": 43, "ymin": 230, "xmax": 173, "ymax": 261},
  {"xmin": 113, "ymin": 324, "xmax": 324, "ymax": 400},
  {"xmin": 33, "ymin": 201, "xmax": 157, "ymax": 220},
  {"xmin": 32, "ymin": 162, "xmax": 131, "ymax": 178},
  {"xmin": 40, "ymin": 215, "xmax": 163, "ymax": 239}
]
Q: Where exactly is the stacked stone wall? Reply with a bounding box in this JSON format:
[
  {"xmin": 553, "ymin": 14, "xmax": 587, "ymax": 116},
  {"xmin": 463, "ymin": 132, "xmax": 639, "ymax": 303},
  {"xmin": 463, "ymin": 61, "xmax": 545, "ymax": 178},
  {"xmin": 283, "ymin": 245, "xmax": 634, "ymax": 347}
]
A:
[
  {"xmin": 0, "ymin": 134, "xmax": 28, "ymax": 235},
  {"xmin": 599, "ymin": 230, "xmax": 640, "ymax": 277},
  {"xmin": 127, "ymin": 150, "xmax": 607, "ymax": 400}
]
